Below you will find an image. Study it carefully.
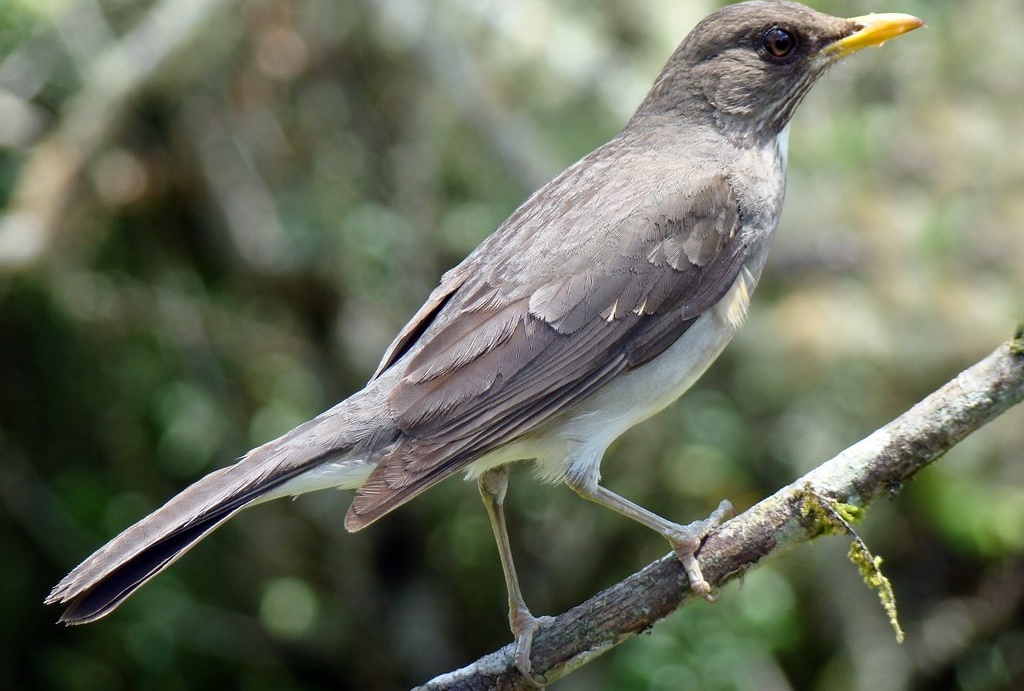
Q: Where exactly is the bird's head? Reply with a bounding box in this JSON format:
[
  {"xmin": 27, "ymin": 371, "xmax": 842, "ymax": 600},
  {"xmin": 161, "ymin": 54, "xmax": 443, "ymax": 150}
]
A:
[{"xmin": 637, "ymin": 1, "xmax": 923, "ymax": 143}]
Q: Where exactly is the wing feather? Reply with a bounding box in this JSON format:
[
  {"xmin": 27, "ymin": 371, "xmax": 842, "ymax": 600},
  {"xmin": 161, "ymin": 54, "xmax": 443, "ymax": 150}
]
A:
[{"xmin": 347, "ymin": 172, "xmax": 748, "ymax": 528}]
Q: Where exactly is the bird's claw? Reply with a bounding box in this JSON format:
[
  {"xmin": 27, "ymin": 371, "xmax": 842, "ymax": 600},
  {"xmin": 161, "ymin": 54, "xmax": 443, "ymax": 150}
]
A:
[
  {"xmin": 511, "ymin": 612, "xmax": 554, "ymax": 688},
  {"xmin": 668, "ymin": 499, "xmax": 732, "ymax": 600}
]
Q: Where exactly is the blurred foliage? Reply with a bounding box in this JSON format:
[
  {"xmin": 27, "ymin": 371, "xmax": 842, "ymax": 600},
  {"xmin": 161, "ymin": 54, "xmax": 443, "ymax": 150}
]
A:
[{"xmin": 1, "ymin": 0, "xmax": 1022, "ymax": 689}]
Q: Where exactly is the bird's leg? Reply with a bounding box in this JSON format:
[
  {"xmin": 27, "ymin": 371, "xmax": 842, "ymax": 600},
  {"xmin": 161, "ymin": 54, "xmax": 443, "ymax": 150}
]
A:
[
  {"xmin": 479, "ymin": 466, "xmax": 550, "ymax": 687},
  {"xmin": 565, "ymin": 471, "xmax": 732, "ymax": 599}
]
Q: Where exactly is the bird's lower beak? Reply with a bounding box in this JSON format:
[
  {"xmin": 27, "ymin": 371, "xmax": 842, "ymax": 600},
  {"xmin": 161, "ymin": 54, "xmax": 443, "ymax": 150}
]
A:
[{"xmin": 822, "ymin": 13, "xmax": 924, "ymax": 59}]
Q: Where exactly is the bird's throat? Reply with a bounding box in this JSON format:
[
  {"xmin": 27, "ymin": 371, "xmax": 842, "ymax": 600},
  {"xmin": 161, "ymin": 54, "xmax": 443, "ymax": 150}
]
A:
[{"xmin": 776, "ymin": 124, "xmax": 790, "ymax": 173}]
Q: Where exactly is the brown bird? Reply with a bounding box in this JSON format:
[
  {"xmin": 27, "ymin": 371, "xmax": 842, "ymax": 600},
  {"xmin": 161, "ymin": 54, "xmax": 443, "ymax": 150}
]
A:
[{"xmin": 47, "ymin": 0, "xmax": 922, "ymax": 681}]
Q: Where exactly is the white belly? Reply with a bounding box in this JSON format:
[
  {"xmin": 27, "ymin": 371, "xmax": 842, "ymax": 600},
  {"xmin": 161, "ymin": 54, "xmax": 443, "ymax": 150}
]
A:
[
  {"xmin": 465, "ymin": 266, "xmax": 756, "ymax": 484},
  {"xmin": 270, "ymin": 261, "xmax": 763, "ymax": 498}
]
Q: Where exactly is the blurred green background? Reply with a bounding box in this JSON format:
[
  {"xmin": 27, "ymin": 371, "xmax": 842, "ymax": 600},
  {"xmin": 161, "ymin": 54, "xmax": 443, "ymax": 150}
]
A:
[{"xmin": 2, "ymin": 0, "xmax": 1022, "ymax": 689}]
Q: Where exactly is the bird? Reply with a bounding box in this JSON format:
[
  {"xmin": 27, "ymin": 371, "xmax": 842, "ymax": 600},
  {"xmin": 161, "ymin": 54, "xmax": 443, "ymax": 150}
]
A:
[{"xmin": 47, "ymin": 0, "xmax": 922, "ymax": 682}]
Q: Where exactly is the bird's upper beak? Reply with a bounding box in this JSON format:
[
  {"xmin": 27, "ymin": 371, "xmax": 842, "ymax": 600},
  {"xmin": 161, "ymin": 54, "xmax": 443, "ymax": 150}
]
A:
[{"xmin": 821, "ymin": 12, "xmax": 924, "ymax": 59}]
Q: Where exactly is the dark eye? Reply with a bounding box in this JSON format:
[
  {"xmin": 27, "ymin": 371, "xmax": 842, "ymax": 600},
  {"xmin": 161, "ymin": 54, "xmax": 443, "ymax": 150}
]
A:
[{"xmin": 761, "ymin": 27, "xmax": 796, "ymax": 58}]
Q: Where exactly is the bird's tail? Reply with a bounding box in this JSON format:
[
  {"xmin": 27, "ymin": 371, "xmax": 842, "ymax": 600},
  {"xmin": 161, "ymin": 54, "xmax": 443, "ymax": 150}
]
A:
[{"xmin": 45, "ymin": 388, "xmax": 394, "ymax": 624}]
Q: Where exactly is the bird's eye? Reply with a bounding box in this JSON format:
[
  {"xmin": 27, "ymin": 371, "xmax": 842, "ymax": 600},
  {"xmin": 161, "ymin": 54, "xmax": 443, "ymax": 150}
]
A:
[{"xmin": 761, "ymin": 27, "xmax": 796, "ymax": 58}]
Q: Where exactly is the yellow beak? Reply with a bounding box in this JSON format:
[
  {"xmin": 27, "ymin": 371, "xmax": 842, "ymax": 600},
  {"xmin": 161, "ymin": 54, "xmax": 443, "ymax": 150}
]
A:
[{"xmin": 822, "ymin": 13, "xmax": 924, "ymax": 59}]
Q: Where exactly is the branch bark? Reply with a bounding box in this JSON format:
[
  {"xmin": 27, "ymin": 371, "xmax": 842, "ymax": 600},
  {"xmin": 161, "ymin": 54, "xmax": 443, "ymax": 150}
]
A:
[{"xmin": 418, "ymin": 331, "xmax": 1024, "ymax": 690}]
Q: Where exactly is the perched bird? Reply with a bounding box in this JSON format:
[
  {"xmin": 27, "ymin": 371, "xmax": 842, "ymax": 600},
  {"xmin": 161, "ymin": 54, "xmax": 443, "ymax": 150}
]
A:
[{"xmin": 47, "ymin": 0, "xmax": 922, "ymax": 681}]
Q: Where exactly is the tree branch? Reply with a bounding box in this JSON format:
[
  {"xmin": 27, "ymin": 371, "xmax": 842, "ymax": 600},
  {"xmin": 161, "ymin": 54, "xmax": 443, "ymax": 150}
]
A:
[{"xmin": 418, "ymin": 330, "xmax": 1024, "ymax": 690}]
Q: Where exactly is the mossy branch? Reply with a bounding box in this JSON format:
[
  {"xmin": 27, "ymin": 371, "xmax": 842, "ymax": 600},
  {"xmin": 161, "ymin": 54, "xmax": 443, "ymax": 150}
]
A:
[
  {"xmin": 798, "ymin": 488, "xmax": 903, "ymax": 642},
  {"xmin": 417, "ymin": 333, "xmax": 1024, "ymax": 690}
]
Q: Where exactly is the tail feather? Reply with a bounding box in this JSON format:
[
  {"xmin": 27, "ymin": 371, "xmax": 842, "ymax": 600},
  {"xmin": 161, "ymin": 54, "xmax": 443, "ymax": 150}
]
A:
[
  {"xmin": 50, "ymin": 493, "xmax": 243, "ymax": 624},
  {"xmin": 46, "ymin": 460, "xmax": 302, "ymax": 624},
  {"xmin": 46, "ymin": 387, "xmax": 396, "ymax": 624}
]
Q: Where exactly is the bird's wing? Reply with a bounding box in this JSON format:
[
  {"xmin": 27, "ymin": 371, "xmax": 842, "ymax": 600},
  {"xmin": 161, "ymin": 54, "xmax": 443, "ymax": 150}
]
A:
[
  {"xmin": 370, "ymin": 261, "xmax": 478, "ymax": 381},
  {"xmin": 348, "ymin": 171, "xmax": 748, "ymax": 528}
]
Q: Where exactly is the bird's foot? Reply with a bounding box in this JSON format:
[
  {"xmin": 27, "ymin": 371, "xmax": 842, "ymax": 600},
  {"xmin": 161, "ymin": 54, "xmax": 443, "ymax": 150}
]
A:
[
  {"xmin": 510, "ymin": 606, "xmax": 554, "ymax": 688},
  {"xmin": 665, "ymin": 499, "xmax": 733, "ymax": 600}
]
